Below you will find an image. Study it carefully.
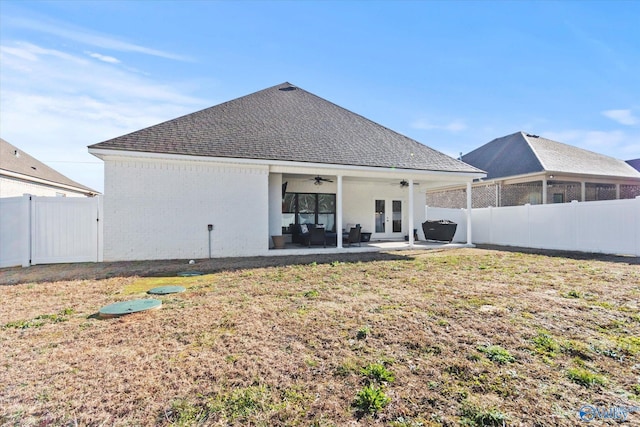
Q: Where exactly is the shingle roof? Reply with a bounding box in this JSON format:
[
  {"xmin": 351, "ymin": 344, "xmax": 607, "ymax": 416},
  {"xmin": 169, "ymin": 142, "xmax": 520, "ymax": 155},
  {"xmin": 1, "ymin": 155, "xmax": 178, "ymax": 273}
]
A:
[
  {"xmin": 462, "ymin": 131, "xmax": 640, "ymax": 180},
  {"xmin": 89, "ymin": 82, "xmax": 482, "ymax": 174},
  {"xmin": 1, "ymin": 138, "xmax": 97, "ymax": 194},
  {"xmin": 626, "ymin": 159, "xmax": 640, "ymax": 172}
]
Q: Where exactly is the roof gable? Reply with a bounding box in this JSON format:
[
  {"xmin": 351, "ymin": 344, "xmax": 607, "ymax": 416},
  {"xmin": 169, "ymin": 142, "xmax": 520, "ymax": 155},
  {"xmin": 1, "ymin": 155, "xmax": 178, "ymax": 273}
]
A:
[
  {"xmin": 462, "ymin": 132, "xmax": 543, "ymax": 179},
  {"xmin": 463, "ymin": 131, "xmax": 640, "ymax": 179},
  {"xmin": 1, "ymin": 138, "xmax": 97, "ymax": 194},
  {"xmin": 89, "ymin": 82, "xmax": 481, "ymax": 174}
]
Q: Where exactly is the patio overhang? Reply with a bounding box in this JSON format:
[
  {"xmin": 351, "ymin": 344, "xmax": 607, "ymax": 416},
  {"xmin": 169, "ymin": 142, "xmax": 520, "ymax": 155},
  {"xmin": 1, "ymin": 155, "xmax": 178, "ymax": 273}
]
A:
[{"xmin": 269, "ymin": 163, "xmax": 485, "ymax": 253}]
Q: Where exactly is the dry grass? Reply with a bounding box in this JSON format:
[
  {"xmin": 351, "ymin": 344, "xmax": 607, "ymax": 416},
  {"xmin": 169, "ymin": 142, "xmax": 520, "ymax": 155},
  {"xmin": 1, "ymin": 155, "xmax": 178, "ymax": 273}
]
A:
[{"xmin": 1, "ymin": 247, "xmax": 639, "ymax": 426}]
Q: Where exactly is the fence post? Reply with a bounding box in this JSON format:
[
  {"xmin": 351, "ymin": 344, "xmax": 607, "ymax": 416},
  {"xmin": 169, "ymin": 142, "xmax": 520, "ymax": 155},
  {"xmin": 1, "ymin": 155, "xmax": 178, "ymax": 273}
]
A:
[
  {"xmin": 22, "ymin": 195, "xmax": 32, "ymax": 267},
  {"xmin": 488, "ymin": 206, "xmax": 493, "ymax": 244},
  {"xmin": 524, "ymin": 204, "xmax": 531, "ymax": 248},
  {"xmin": 466, "ymin": 182, "xmax": 472, "ymax": 245},
  {"xmin": 22, "ymin": 194, "xmax": 36, "ymax": 267},
  {"xmin": 571, "ymin": 200, "xmax": 579, "ymax": 252},
  {"xmin": 636, "ymin": 196, "xmax": 640, "ymax": 257},
  {"xmin": 97, "ymin": 196, "xmax": 104, "ymax": 262}
]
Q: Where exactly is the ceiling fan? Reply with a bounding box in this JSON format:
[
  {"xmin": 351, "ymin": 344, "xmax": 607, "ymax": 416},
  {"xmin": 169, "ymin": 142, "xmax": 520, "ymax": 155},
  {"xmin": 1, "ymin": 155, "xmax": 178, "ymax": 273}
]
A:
[
  {"xmin": 312, "ymin": 176, "xmax": 333, "ymax": 185},
  {"xmin": 398, "ymin": 180, "xmax": 420, "ymax": 187}
]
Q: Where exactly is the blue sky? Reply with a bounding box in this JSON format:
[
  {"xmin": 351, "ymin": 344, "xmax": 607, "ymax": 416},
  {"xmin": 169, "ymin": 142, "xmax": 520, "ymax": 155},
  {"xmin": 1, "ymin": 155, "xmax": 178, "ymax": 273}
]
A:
[{"xmin": 1, "ymin": 0, "xmax": 638, "ymax": 193}]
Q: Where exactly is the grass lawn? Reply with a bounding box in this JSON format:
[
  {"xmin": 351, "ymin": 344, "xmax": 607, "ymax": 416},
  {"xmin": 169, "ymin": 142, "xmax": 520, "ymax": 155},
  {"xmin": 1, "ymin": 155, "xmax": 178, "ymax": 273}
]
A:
[{"xmin": 1, "ymin": 247, "xmax": 639, "ymax": 426}]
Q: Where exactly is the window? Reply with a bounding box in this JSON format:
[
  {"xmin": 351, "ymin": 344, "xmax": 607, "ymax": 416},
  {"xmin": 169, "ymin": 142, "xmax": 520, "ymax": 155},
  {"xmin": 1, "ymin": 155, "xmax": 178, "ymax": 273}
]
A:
[
  {"xmin": 552, "ymin": 193, "xmax": 564, "ymax": 203},
  {"xmin": 282, "ymin": 193, "xmax": 336, "ymax": 233}
]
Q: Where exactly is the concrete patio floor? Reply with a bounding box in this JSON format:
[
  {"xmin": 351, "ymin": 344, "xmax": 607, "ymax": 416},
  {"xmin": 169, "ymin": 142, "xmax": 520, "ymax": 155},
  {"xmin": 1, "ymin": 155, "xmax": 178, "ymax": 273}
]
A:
[{"xmin": 268, "ymin": 239, "xmax": 471, "ymax": 256}]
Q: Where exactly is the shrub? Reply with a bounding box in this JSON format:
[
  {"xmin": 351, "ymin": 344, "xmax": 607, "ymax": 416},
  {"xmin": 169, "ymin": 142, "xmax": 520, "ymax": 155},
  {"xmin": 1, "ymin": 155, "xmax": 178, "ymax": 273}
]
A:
[
  {"xmin": 361, "ymin": 363, "xmax": 395, "ymax": 384},
  {"xmin": 566, "ymin": 367, "xmax": 607, "ymax": 388},
  {"xmin": 532, "ymin": 331, "xmax": 559, "ymax": 357},
  {"xmin": 478, "ymin": 345, "xmax": 515, "ymax": 364},
  {"xmin": 460, "ymin": 401, "xmax": 507, "ymax": 426},
  {"xmin": 353, "ymin": 385, "xmax": 390, "ymax": 416},
  {"xmin": 356, "ymin": 326, "xmax": 370, "ymax": 340}
]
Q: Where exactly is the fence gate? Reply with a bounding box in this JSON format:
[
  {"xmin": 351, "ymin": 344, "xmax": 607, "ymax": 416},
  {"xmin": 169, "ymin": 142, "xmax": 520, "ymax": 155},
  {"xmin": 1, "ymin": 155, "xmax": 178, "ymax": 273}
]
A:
[
  {"xmin": 31, "ymin": 196, "xmax": 101, "ymax": 265},
  {"xmin": 0, "ymin": 195, "xmax": 102, "ymax": 268}
]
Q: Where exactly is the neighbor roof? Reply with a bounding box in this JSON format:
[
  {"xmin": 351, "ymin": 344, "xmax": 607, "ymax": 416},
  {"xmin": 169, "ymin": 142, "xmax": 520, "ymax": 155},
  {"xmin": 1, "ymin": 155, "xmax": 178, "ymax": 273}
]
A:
[
  {"xmin": 462, "ymin": 131, "xmax": 640, "ymax": 180},
  {"xmin": 627, "ymin": 159, "xmax": 640, "ymax": 172},
  {"xmin": 1, "ymin": 138, "xmax": 97, "ymax": 194},
  {"xmin": 89, "ymin": 82, "xmax": 482, "ymax": 174}
]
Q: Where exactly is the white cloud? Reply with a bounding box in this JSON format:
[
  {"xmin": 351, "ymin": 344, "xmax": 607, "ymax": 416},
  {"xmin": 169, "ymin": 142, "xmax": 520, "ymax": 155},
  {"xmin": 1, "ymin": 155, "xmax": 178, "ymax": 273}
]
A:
[
  {"xmin": 8, "ymin": 16, "xmax": 190, "ymax": 61},
  {"xmin": 411, "ymin": 118, "xmax": 467, "ymax": 132},
  {"xmin": 0, "ymin": 41, "xmax": 209, "ymax": 193},
  {"xmin": 602, "ymin": 109, "xmax": 638, "ymax": 126},
  {"xmin": 86, "ymin": 51, "xmax": 120, "ymax": 64}
]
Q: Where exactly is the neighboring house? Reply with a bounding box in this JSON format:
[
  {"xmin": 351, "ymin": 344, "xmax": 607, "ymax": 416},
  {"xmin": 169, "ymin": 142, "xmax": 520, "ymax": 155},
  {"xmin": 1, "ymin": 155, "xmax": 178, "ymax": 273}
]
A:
[
  {"xmin": 627, "ymin": 159, "xmax": 640, "ymax": 172},
  {"xmin": 427, "ymin": 131, "xmax": 640, "ymax": 208},
  {"xmin": 1, "ymin": 138, "xmax": 98, "ymax": 198},
  {"xmin": 88, "ymin": 82, "xmax": 484, "ymax": 261}
]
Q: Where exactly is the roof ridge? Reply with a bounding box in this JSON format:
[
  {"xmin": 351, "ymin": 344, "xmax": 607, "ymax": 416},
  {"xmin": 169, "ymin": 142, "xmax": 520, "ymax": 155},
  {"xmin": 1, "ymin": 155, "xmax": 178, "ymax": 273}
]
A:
[{"xmin": 520, "ymin": 131, "xmax": 548, "ymax": 170}]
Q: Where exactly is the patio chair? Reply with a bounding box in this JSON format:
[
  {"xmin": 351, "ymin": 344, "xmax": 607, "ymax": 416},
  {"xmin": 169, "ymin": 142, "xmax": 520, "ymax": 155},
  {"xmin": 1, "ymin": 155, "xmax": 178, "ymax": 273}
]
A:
[
  {"xmin": 343, "ymin": 226, "xmax": 361, "ymax": 247},
  {"xmin": 309, "ymin": 227, "xmax": 326, "ymax": 247}
]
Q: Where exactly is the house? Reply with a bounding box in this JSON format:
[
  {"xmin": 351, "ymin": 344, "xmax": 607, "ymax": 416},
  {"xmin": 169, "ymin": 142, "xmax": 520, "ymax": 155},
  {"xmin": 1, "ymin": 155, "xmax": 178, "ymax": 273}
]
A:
[
  {"xmin": 1, "ymin": 138, "xmax": 98, "ymax": 198},
  {"xmin": 427, "ymin": 131, "xmax": 640, "ymax": 208},
  {"xmin": 88, "ymin": 82, "xmax": 484, "ymax": 261},
  {"xmin": 627, "ymin": 159, "xmax": 640, "ymax": 172}
]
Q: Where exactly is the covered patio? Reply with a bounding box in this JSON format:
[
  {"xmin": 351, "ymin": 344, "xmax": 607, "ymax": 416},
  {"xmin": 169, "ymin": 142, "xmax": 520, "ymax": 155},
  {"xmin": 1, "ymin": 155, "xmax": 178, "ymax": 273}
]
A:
[{"xmin": 268, "ymin": 168, "xmax": 481, "ymax": 254}]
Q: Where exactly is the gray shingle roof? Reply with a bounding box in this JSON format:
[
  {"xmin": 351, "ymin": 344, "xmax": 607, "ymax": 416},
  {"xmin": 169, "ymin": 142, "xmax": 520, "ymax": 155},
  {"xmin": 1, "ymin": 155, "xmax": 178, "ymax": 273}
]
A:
[
  {"xmin": 462, "ymin": 131, "xmax": 640, "ymax": 180},
  {"xmin": 89, "ymin": 82, "xmax": 482, "ymax": 174},
  {"xmin": 1, "ymin": 138, "xmax": 97, "ymax": 194},
  {"xmin": 626, "ymin": 158, "xmax": 640, "ymax": 172}
]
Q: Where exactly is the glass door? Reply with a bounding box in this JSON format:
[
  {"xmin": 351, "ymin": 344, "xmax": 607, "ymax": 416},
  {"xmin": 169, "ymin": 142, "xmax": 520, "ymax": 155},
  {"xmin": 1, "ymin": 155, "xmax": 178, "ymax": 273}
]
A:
[{"xmin": 374, "ymin": 199, "xmax": 403, "ymax": 238}]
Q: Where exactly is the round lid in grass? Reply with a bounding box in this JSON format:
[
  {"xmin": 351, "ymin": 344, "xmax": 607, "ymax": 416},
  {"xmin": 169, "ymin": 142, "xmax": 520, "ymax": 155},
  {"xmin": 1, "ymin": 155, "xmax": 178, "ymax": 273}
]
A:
[
  {"xmin": 147, "ymin": 285, "xmax": 186, "ymax": 295},
  {"xmin": 98, "ymin": 299, "xmax": 162, "ymax": 318},
  {"xmin": 177, "ymin": 271, "xmax": 204, "ymax": 277}
]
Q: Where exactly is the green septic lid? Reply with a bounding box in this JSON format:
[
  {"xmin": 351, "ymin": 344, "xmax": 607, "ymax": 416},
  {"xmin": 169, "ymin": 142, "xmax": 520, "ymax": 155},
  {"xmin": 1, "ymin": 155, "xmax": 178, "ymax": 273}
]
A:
[
  {"xmin": 148, "ymin": 286, "xmax": 186, "ymax": 295},
  {"xmin": 98, "ymin": 299, "xmax": 162, "ymax": 318},
  {"xmin": 177, "ymin": 271, "xmax": 204, "ymax": 277}
]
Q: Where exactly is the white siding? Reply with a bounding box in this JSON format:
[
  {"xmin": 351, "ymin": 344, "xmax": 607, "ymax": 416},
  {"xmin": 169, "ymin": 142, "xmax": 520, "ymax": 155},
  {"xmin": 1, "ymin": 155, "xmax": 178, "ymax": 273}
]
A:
[
  {"xmin": 0, "ymin": 176, "xmax": 87, "ymax": 197},
  {"xmin": 103, "ymin": 158, "xmax": 269, "ymax": 261}
]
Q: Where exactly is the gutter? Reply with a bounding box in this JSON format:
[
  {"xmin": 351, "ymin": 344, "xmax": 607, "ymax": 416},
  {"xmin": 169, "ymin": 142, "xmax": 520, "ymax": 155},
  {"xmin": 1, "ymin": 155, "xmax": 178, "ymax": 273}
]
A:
[{"xmin": 88, "ymin": 148, "xmax": 487, "ymax": 181}]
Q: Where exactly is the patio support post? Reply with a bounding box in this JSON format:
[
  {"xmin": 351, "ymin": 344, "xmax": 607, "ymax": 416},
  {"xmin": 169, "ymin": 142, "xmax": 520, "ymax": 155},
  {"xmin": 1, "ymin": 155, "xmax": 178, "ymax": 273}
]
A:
[
  {"xmin": 542, "ymin": 177, "xmax": 548, "ymax": 204},
  {"xmin": 581, "ymin": 181, "xmax": 586, "ymax": 202},
  {"xmin": 408, "ymin": 179, "xmax": 414, "ymax": 247},
  {"xmin": 336, "ymin": 175, "xmax": 343, "ymax": 248},
  {"xmin": 466, "ymin": 181, "xmax": 472, "ymax": 245}
]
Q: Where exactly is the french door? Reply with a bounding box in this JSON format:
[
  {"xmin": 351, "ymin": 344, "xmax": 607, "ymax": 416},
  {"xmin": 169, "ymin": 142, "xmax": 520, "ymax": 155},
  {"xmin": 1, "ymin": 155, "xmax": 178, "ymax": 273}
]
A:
[{"xmin": 374, "ymin": 199, "xmax": 403, "ymax": 238}]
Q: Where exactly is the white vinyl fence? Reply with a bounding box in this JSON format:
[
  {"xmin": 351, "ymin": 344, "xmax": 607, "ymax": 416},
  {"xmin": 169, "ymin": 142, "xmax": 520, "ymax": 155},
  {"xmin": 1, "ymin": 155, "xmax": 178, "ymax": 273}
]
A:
[
  {"xmin": 0, "ymin": 195, "xmax": 103, "ymax": 268},
  {"xmin": 427, "ymin": 197, "xmax": 640, "ymax": 256}
]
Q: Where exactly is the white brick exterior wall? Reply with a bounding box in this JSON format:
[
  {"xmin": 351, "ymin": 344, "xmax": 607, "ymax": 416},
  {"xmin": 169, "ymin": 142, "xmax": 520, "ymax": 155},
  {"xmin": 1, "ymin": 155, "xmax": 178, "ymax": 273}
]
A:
[
  {"xmin": 0, "ymin": 176, "xmax": 87, "ymax": 198},
  {"xmin": 103, "ymin": 158, "xmax": 269, "ymax": 261}
]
